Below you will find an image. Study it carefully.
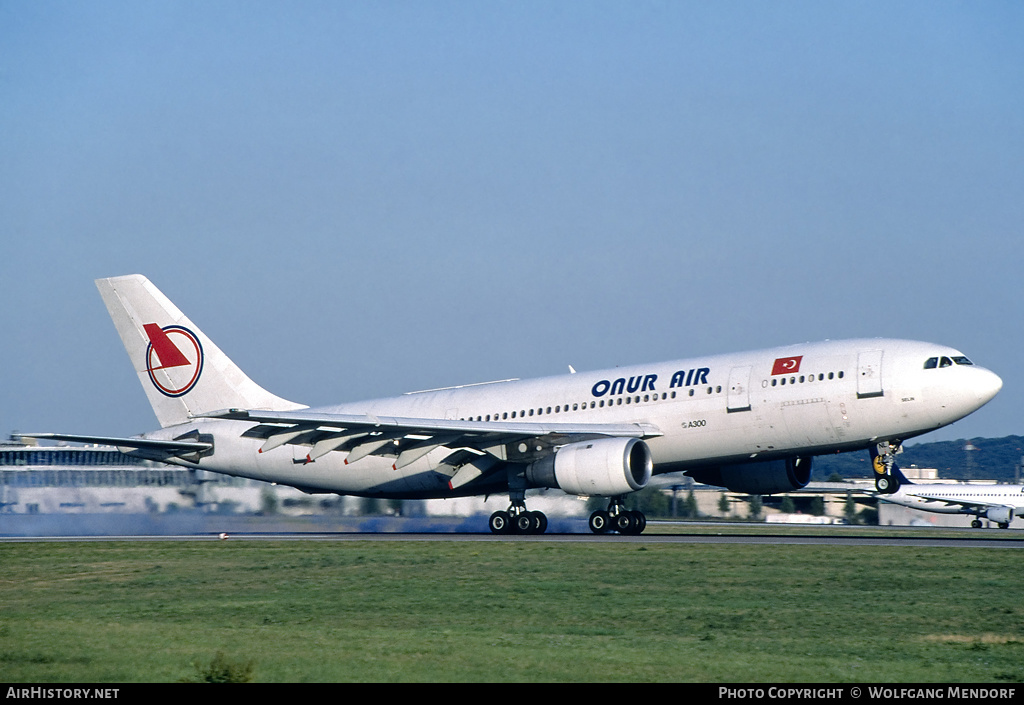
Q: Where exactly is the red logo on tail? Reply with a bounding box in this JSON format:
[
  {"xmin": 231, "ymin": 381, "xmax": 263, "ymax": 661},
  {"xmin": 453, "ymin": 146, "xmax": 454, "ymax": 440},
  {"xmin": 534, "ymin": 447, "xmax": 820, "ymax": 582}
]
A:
[{"xmin": 144, "ymin": 324, "xmax": 204, "ymax": 397}]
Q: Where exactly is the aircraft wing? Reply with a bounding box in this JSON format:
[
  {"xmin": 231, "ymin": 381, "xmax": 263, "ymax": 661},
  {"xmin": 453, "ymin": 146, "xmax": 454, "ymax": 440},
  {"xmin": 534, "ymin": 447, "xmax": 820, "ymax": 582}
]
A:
[
  {"xmin": 196, "ymin": 408, "xmax": 662, "ymax": 482},
  {"xmin": 900, "ymin": 491, "xmax": 1004, "ymax": 512},
  {"xmin": 20, "ymin": 433, "xmax": 212, "ymax": 462}
]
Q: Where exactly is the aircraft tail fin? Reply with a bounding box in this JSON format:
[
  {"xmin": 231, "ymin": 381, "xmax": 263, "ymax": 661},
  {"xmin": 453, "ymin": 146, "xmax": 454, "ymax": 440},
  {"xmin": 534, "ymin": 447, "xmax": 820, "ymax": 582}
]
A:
[
  {"xmin": 892, "ymin": 465, "xmax": 913, "ymax": 485},
  {"xmin": 96, "ymin": 275, "xmax": 306, "ymax": 428}
]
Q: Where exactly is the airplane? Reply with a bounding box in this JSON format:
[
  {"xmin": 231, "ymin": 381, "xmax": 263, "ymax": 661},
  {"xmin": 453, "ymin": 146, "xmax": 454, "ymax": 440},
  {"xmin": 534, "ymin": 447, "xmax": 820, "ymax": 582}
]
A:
[
  {"xmin": 873, "ymin": 467, "xmax": 1024, "ymax": 529},
  {"xmin": 25, "ymin": 275, "xmax": 1003, "ymax": 535}
]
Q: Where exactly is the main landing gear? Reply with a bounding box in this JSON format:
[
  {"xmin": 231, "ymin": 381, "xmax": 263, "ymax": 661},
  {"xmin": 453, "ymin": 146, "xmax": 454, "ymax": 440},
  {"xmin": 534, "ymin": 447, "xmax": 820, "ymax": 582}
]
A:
[
  {"xmin": 871, "ymin": 441, "xmax": 902, "ymax": 494},
  {"xmin": 488, "ymin": 468, "xmax": 550, "ymax": 534},
  {"xmin": 589, "ymin": 497, "xmax": 647, "ymax": 535},
  {"xmin": 486, "ymin": 498, "xmax": 648, "ymax": 535},
  {"xmin": 489, "ymin": 501, "xmax": 548, "ymax": 535},
  {"xmin": 486, "ymin": 465, "xmax": 647, "ymax": 535},
  {"xmin": 971, "ymin": 519, "xmax": 1011, "ymax": 529}
]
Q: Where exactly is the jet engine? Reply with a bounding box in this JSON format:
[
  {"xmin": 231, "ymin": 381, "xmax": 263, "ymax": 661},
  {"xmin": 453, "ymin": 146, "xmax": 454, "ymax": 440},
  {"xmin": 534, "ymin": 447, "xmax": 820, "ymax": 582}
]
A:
[
  {"xmin": 985, "ymin": 506, "xmax": 1014, "ymax": 525},
  {"xmin": 687, "ymin": 457, "xmax": 813, "ymax": 494},
  {"xmin": 526, "ymin": 437, "xmax": 652, "ymax": 497}
]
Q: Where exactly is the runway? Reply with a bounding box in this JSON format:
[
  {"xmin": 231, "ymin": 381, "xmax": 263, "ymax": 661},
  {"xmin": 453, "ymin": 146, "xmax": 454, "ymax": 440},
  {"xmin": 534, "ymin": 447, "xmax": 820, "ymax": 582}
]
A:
[{"xmin": 3, "ymin": 529, "xmax": 1022, "ymax": 548}]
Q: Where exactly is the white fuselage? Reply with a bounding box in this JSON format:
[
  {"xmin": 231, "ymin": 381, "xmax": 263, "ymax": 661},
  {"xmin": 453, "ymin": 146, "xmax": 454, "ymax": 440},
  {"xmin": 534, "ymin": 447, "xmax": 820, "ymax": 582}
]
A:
[
  {"xmin": 146, "ymin": 338, "xmax": 1002, "ymax": 498},
  {"xmin": 879, "ymin": 484, "xmax": 1024, "ymax": 516}
]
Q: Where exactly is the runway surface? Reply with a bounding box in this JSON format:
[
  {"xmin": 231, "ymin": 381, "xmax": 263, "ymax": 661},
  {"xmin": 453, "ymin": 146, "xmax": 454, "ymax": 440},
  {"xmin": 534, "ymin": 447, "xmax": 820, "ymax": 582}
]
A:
[{"xmin": 2, "ymin": 530, "xmax": 1022, "ymax": 548}]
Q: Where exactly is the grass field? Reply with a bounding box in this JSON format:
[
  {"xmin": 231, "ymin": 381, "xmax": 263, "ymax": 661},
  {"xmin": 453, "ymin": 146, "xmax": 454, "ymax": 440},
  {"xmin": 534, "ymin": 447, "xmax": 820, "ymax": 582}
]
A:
[{"xmin": 1, "ymin": 538, "xmax": 1022, "ymax": 682}]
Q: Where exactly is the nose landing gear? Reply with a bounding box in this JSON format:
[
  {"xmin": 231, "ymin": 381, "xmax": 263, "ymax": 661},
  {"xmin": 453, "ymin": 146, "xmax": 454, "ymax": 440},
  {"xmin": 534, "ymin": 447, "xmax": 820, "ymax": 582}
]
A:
[{"xmin": 872, "ymin": 441, "xmax": 903, "ymax": 494}]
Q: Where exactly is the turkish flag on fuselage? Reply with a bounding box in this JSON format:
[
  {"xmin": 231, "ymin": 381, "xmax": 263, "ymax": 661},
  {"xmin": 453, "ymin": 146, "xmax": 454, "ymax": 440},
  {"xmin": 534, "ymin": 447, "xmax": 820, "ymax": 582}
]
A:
[{"xmin": 771, "ymin": 356, "xmax": 803, "ymax": 375}]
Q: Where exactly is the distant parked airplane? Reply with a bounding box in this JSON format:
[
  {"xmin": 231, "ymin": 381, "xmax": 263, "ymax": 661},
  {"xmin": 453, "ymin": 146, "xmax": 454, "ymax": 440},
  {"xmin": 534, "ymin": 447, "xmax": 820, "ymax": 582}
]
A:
[
  {"xmin": 874, "ymin": 467, "xmax": 1024, "ymax": 528},
  {"xmin": 27, "ymin": 275, "xmax": 1002, "ymax": 534}
]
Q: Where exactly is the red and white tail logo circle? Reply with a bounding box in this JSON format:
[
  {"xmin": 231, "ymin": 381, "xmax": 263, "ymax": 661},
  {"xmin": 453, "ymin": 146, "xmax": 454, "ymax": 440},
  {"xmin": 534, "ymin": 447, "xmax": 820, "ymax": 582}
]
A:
[{"xmin": 143, "ymin": 323, "xmax": 204, "ymax": 397}]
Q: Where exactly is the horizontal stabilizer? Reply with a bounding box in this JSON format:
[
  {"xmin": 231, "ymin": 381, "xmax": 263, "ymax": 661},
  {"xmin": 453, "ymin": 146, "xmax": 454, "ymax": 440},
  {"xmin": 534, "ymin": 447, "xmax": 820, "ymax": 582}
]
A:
[{"xmin": 21, "ymin": 433, "xmax": 212, "ymax": 462}]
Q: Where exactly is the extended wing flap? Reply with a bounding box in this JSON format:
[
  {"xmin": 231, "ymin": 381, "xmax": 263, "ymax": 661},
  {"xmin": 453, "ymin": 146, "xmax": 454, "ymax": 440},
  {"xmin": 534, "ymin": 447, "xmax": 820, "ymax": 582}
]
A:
[
  {"xmin": 196, "ymin": 408, "xmax": 660, "ymax": 466},
  {"xmin": 198, "ymin": 408, "xmax": 659, "ymax": 440},
  {"xmin": 393, "ymin": 435, "xmax": 463, "ymax": 470},
  {"xmin": 305, "ymin": 432, "xmax": 368, "ymax": 463},
  {"xmin": 448, "ymin": 455, "xmax": 501, "ymax": 490},
  {"xmin": 345, "ymin": 438, "xmax": 395, "ymax": 465},
  {"xmin": 259, "ymin": 428, "xmax": 312, "ymax": 454}
]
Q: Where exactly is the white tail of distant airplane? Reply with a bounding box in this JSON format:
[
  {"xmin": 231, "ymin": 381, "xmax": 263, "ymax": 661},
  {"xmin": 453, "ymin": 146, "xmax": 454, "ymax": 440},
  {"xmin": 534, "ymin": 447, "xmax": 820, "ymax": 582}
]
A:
[{"xmin": 28, "ymin": 275, "xmax": 1003, "ymax": 534}]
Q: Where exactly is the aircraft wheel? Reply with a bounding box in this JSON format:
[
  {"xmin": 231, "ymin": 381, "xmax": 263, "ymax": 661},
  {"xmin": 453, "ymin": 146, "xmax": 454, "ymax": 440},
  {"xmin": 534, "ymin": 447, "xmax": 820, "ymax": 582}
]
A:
[
  {"xmin": 513, "ymin": 512, "xmax": 535, "ymax": 534},
  {"xmin": 875, "ymin": 475, "xmax": 899, "ymax": 494},
  {"xmin": 489, "ymin": 511, "xmax": 512, "ymax": 534},
  {"xmin": 632, "ymin": 511, "xmax": 647, "ymax": 534},
  {"xmin": 589, "ymin": 510, "xmax": 611, "ymax": 534},
  {"xmin": 530, "ymin": 511, "xmax": 548, "ymax": 534},
  {"xmin": 616, "ymin": 511, "xmax": 647, "ymax": 535},
  {"xmin": 614, "ymin": 511, "xmax": 635, "ymax": 534},
  {"xmin": 971, "ymin": 519, "xmax": 982, "ymax": 529},
  {"xmin": 999, "ymin": 522, "xmax": 1009, "ymax": 529}
]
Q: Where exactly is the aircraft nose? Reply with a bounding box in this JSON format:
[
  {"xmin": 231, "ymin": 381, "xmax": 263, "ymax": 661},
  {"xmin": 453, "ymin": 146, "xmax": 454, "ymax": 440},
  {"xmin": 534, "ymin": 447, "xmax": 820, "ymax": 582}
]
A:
[{"xmin": 975, "ymin": 367, "xmax": 1003, "ymax": 406}]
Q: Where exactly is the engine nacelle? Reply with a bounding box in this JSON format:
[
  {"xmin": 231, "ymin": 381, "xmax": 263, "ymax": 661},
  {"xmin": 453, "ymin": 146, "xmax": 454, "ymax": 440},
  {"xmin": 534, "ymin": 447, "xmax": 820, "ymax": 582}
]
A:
[
  {"xmin": 526, "ymin": 438, "xmax": 652, "ymax": 497},
  {"xmin": 688, "ymin": 457, "xmax": 813, "ymax": 494},
  {"xmin": 985, "ymin": 506, "xmax": 1014, "ymax": 525}
]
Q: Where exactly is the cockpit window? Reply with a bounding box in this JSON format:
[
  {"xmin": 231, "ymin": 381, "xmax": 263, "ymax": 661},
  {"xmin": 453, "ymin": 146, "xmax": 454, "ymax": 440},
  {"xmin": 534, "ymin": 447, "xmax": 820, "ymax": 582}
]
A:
[{"xmin": 925, "ymin": 355, "xmax": 974, "ymax": 369}]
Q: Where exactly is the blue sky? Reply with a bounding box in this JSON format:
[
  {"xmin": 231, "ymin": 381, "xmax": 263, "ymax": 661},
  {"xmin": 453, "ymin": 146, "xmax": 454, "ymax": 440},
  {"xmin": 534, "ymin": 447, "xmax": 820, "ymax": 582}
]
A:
[{"xmin": 2, "ymin": 1, "xmax": 1022, "ymax": 450}]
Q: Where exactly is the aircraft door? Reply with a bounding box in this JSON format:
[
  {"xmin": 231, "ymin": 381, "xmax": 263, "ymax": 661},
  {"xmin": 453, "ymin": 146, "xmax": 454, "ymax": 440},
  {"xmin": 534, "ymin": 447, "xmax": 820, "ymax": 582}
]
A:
[
  {"xmin": 857, "ymin": 350, "xmax": 884, "ymax": 399},
  {"xmin": 727, "ymin": 366, "xmax": 752, "ymax": 413}
]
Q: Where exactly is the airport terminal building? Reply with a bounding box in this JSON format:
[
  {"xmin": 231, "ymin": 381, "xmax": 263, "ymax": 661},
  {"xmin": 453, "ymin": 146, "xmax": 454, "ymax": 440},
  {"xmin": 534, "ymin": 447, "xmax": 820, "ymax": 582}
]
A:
[{"xmin": 0, "ymin": 438, "xmax": 342, "ymax": 516}]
